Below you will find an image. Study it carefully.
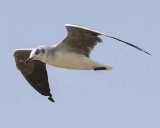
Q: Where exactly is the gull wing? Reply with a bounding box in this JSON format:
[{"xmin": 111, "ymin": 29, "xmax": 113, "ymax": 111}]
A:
[
  {"xmin": 13, "ymin": 49, "xmax": 54, "ymax": 102},
  {"xmin": 58, "ymin": 24, "xmax": 151, "ymax": 57}
]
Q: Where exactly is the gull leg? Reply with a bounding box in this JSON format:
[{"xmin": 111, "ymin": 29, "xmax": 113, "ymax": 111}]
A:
[
  {"xmin": 94, "ymin": 67, "xmax": 107, "ymax": 71},
  {"xmin": 93, "ymin": 65, "xmax": 112, "ymax": 71}
]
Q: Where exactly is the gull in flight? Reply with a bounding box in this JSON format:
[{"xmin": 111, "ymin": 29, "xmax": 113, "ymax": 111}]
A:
[{"xmin": 13, "ymin": 24, "xmax": 151, "ymax": 102}]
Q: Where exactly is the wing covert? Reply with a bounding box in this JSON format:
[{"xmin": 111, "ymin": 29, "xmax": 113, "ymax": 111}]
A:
[{"xmin": 58, "ymin": 24, "xmax": 103, "ymax": 57}]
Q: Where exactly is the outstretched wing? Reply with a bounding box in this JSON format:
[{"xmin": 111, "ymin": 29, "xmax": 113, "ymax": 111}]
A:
[
  {"xmin": 13, "ymin": 49, "xmax": 54, "ymax": 102},
  {"xmin": 58, "ymin": 24, "xmax": 151, "ymax": 57},
  {"xmin": 58, "ymin": 24, "xmax": 102, "ymax": 57}
]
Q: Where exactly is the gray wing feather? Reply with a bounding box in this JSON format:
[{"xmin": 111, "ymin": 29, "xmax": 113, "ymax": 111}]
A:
[
  {"xmin": 13, "ymin": 49, "xmax": 54, "ymax": 102},
  {"xmin": 58, "ymin": 24, "xmax": 103, "ymax": 57},
  {"xmin": 58, "ymin": 24, "xmax": 151, "ymax": 57}
]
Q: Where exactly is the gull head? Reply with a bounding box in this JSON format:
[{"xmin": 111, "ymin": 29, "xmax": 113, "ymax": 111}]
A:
[{"xmin": 25, "ymin": 46, "xmax": 46, "ymax": 64}]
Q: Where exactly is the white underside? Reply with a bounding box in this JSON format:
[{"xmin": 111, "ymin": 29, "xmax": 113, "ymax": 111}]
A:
[{"xmin": 45, "ymin": 51, "xmax": 112, "ymax": 70}]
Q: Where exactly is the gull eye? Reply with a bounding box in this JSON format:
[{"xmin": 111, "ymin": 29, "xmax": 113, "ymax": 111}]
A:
[{"xmin": 35, "ymin": 50, "xmax": 40, "ymax": 55}]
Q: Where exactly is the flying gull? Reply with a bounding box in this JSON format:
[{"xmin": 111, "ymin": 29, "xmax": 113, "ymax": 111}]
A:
[{"xmin": 13, "ymin": 24, "xmax": 151, "ymax": 102}]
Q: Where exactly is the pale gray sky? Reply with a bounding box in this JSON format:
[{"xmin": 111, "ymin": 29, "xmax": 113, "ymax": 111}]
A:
[{"xmin": 0, "ymin": 0, "xmax": 159, "ymax": 128}]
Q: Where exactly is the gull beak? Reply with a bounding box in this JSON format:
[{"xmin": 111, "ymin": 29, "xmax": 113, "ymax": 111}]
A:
[{"xmin": 25, "ymin": 57, "xmax": 34, "ymax": 64}]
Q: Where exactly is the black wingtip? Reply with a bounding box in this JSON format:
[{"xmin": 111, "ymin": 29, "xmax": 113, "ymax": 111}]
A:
[
  {"xmin": 105, "ymin": 35, "xmax": 152, "ymax": 56},
  {"xmin": 144, "ymin": 51, "xmax": 152, "ymax": 56},
  {"xmin": 48, "ymin": 97, "xmax": 55, "ymax": 103}
]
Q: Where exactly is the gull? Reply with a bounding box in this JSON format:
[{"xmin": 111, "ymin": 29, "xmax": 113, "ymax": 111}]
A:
[{"xmin": 13, "ymin": 24, "xmax": 151, "ymax": 102}]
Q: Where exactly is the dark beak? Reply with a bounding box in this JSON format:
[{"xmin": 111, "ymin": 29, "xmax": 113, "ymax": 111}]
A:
[{"xmin": 25, "ymin": 57, "xmax": 33, "ymax": 64}]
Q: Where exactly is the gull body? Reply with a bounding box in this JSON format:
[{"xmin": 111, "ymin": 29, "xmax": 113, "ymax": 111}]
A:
[{"xmin": 33, "ymin": 45, "xmax": 112, "ymax": 70}]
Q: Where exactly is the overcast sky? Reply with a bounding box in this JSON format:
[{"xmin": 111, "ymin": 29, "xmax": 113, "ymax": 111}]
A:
[{"xmin": 0, "ymin": 0, "xmax": 160, "ymax": 128}]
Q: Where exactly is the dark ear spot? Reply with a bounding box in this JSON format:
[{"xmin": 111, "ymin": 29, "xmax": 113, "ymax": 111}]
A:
[
  {"xmin": 42, "ymin": 49, "xmax": 45, "ymax": 53},
  {"xmin": 35, "ymin": 49, "xmax": 40, "ymax": 54}
]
